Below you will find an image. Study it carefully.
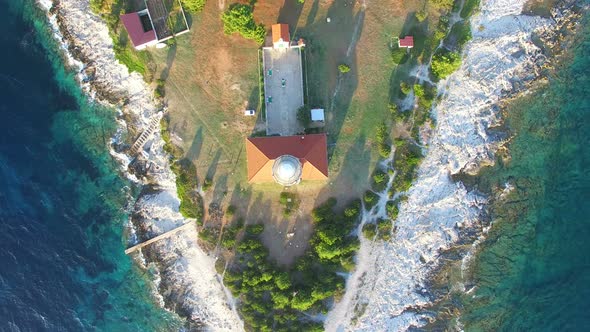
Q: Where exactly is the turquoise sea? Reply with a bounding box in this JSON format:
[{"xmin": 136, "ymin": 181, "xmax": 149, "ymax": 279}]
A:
[
  {"xmin": 0, "ymin": 0, "xmax": 182, "ymax": 330},
  {"xmin": 459, "ymin": 15, "xmax": 590, "ymax": 331}
]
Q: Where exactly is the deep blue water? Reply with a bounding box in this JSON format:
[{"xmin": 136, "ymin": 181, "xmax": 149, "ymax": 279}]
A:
[{"xmin": 0, "ymin": 1, "xmax": 181, "ymax": 330}]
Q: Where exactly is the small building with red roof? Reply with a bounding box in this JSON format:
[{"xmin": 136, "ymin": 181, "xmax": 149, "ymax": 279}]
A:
[
  {"xmin": 120, "ymin": 0, "xmax": 190, "ymax": 50},
  {"xmin": 272, "ymin": 23, "xmax": 291, "ymax": 49},
  {"xmin": 120, "ymin": 10, "xmax": 157, "ymax": 50},
  {"xmin": 246, "ymin": 134, "xmax": 328, "ymax": 185},
  {"xmin": 398, "ymin": 36, "xmax": 414, "ymax": 48}
]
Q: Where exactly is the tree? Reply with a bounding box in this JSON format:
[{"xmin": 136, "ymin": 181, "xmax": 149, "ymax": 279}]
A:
[
  {"xmin": 415, "ymin": 10, "xmax": 428, "ymax": 22},
  {"xmin": 431, "ymin": 51, "xmax": 462, "ymax": 79},
  {"xmin": 391, "ymin": 46, "xmax": 408, "ymax": 65},
  {"xmin": 297, "ymin": 106, "xmax": 311, "ymax": 128},
  {"xmin": 221, "ymin": 4, "xmax": 267, "ymax": 44},
  {"xmin": 338, "ymin": 64, "xmax": 351, "ymax": 73},
  {"xmin": 181, "ymin": 0, "xmax": 205, "ymax": 12},
  {"xmin": 362, "ymin": 223, "xmax": 377, "ymax": 239}
]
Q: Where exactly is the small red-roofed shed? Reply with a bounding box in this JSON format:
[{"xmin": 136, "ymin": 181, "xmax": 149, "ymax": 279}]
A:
[
  {"xmin": 272, "ymin": 23, "xmax": 291, "ymax": 49},
  {"xmin": 398, "ymin": 36, "xmax": 414, "ymax": 48},
  {"xmin": 120, "ymin": 11, "xmax": 157, "ymax": 50}
]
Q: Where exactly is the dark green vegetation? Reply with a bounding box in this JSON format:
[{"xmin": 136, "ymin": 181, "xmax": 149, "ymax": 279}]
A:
[
  {"xmin": 181, "ymin": 0, "xmax": 205, "ymax": 12},
  {"xmin": 460, "ymin": 0, "xmax": 481, "ymax": 19},
  {"xmin": 431, "ymin": 50, "xmax": 462, "ymax": 79},
  {"xmin": 391, "ymin": 46, "xmax": 409, "ymax": 65},
  {"xmin": 221, "ymin": 4, "xmax": 266, "ymax": 44},
  {"xmin": 338, "ymin": 64, "xmax": 351, "ymax": 73},
  {"xmin": 161, "ymin": 116, "xmax": 204, "ymax": 220},
  {"xmin": 279, "ymin": 192, "xmax": 300, "ymax": 217},
  {"xmin": 297, "ymin": 105, "xmax": 312, "ymax": 128},
  {"xmin": 222, "ymin": 198, "xmax": 361, "ymax": 331}
]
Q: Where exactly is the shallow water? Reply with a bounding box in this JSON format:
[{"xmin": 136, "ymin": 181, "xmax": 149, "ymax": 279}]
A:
[
  {"xmin": 460, "ymin": 16, "xmax": 590, "ymax": 331},
  {"xmin": 0, "ymin": 1, "xmax": 182, "ymax": 330}
]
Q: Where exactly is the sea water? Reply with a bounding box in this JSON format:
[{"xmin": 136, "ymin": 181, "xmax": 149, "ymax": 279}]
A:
[
  {"xmin": 0, "ymin": 1, "xmax": 183, "ymax": 330},
  {"xmin": 459, "ymin": 15, "xmax": 590, "ymax": 331}
]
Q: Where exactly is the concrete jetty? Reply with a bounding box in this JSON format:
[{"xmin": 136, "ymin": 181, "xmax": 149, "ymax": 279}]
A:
[{"xmin": 125, "ymin": 222, "xmax": 194, "ymax": 254}]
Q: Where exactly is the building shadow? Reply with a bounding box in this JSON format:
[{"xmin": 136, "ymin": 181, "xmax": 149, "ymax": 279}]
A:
[
  {"xmin": 159, "ymin": 41, "xmax": 177, "ymax": 81},
  {"xmin": 316, "ymin": 134, "xmax": 371, "ymax": 209}
]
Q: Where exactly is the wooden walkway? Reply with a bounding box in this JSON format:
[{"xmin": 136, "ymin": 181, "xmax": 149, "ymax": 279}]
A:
[
  {"xmin": 129, "ymin": 112, "xmax": 164, "ymax": 156},
  {"xmin": 125, "ymin": 222, "xmax": 195, "ymax": 254}
]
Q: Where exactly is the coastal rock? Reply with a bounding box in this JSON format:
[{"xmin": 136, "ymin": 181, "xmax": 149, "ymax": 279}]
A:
[
  {"xmin": 324, "ymin": 0, "xmax": 584, "ymax": 330},
  {"xmin": 39, "ymin": 0, "xmax": 244, "ymax": 330}
]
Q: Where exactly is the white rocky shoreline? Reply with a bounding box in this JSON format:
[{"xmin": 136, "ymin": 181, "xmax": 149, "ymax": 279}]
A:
[
  {"xmin": 37, "ymin": 0, "xmax": 244, "ymax": 330},
  {"xmin": 325, "ymin": 0, "xmax": 584, "ymax": 331}
]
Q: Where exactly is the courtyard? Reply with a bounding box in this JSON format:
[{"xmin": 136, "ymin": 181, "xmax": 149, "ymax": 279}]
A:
[{"xmin": 262, "ymin": 47, "xmax": 304, "ymax": 136}]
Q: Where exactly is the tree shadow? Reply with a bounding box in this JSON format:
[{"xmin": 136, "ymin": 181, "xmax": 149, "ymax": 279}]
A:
[
  {"xmin": 212, "ymin": 174, "xmax": 228, "ymax": 204},
  {"xmin": 205, "ymin": 148, "xmax": 223, "ymax": 181},
  {"xmin": 185, "ymin": 127, "xmax": 203, "ymax": 161},
  {"xmin": 305, "ymin": 0, "xmax": 320, "ymax": 28},
  {"xmin": 159, "ymin": 41, "xmax": 177, "ymax": 81},
  {"xmin": 244, "ymin": 192, "xmax": 272, "ymax": 224},
  {"xmin": 277, "ymin": 0, "xmax": 305, "ymax": 27}
]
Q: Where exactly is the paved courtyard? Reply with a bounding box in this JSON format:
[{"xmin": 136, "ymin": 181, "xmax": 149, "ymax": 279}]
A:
[{"xmin": 262, "ymin": 47, "xmax": 304, "ymax": 136}]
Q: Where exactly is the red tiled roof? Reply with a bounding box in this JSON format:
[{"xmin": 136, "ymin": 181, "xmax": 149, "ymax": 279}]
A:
[
  {"xmin": 399, "ymin": 36, "xmax": 414, "ymax": 48},
  {"xmin": 120, "ymin": 13, "xmax": 157, "ymax": 48},
  {"xmin": 246, "ymin": 134, "xmax": 328, "ymax": 183},
  {"xmin": 272, "ymin": 23, "xmax": 290, "ymax": 44}
]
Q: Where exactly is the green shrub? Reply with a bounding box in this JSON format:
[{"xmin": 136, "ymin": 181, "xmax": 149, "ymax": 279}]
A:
[
  {"xmin": 431, "ymin": 51, "xmax": 462, "ymax": 79},
  {"xmin": 362, "ymin": 223, "xmax": 377, "ymax": 239},
  {"xmin": 245, "ymin": 224, "xmax": 264, "ymax": 235},
  {"xmin": 415, "ymin": 10, "xmax": 428, "ymax": 22},
  {"xmin": 386, "ymin": 201, "xmax": 400, "ymax": 220},
  {"xmin": 414, "ymin": 84, "xmax": 437, "ymax": 110},
  {"xmin": 338, "ymin": 64, "xmax": 351, "ymax": 73},
  {"xmin": 160, "ymin": 116, "xmax": 184, "ymax": 159},
  {"xmin": 391, "ymin": 46, "xmax": 408, "ymax": 65},
  {"xmin": 364, "ymin": 190, "xmax": 378, "ymax": 210},
  {"xmin": 202, "ymin": 177, "xmax": 213, "ymax": 191},
  {"xmin": 172, "ymin": 160, "xmax": 203, "ymax": 219},
  {"xmin": 428, "ymin": 0, "xmax": 454, "ymax": 10},
  {"xmin": 199, "ymin": 227, "xmax": 216, "ymax": 243},
  {"xmin": 375, "ymin": 122, "xmax": 388, "ymax": 144},
  {"xmin": 400, "ymin": 82, "xmax": 412, "ymax": 95},
  {"xmin": 226, "ymin": 205, "xmax": 236, "ymax": 217},
  {"xmin": 460, "ymin": 0, "xmax": 481, "ymax": 18},
  {"xmin": 376, "ymin": 219, "xmax": 392, "ymax": 241},
  {"xmin": 181, "ymin": 0, "xmax": 205, "ymax": 12},
  {"xmin": 449, "ymin": 21, "xmax": 472, "ymax": 50},
  {"xmin": 221, "ymin": 4, "xmax": 266, "ymax": 44},
  {"xmin": 297, "ymin": 105, "xmax": 311, "ymax": 128},
  {"xmin": 373, "ymin": 171, "xmax": 387, "ymax": 184}
]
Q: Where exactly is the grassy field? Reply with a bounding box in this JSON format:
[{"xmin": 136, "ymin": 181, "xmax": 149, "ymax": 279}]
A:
[
  {"xmin": 97, "ymin": 0, "xmax": 471, "ymax": 328},
  {"xmin": 147, "ymin": 0, "xmax": 458, "ymax": 262}
]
